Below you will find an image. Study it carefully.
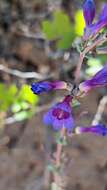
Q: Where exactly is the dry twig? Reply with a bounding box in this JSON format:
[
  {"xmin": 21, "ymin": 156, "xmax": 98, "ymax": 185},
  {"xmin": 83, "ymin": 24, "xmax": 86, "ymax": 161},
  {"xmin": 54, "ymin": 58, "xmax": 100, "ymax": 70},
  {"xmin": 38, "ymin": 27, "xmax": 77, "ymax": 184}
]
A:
[
  {"xmin": 0, "ymin": 65, "xmax": 54, "ymax": 80},
  {"xmin": 92, "ymin": 96, "xmax": 107, "ymax": 125}
]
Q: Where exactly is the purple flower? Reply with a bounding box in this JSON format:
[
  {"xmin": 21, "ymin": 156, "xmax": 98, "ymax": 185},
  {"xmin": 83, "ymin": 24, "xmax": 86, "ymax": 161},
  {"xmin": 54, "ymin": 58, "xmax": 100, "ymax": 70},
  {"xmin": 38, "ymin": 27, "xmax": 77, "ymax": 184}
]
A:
[
  {"xmin": 83, "ymin": 3, "xmax": 107, "ymax": 40},
  {"xmin": 79, "ymin": 64, "xmax": 107, "ymax": 93},
  {"xmin": 44, "ymin": 95, "xmax": 75, "ymax": 133},
  {"xmin": 83, "ymin": 0, "xmax": 96, "ymax": 26},
  {"xmin": 91, "ymin": 4, "xmax": 107, "ymax": 34},
  {"xmin": 31, "ymin": 81, "xmax": 67, "ymax": 95},
  {"xmin": 75, "ymin": 124, "xmax": 107, "ymax": 136}
]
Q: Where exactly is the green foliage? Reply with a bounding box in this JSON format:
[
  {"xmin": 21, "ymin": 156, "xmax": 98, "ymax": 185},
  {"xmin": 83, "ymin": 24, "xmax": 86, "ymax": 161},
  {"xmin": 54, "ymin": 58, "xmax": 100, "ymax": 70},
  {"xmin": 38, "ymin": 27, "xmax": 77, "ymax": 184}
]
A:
[
  {"xmin": 18, "ymin": 85, "xmax": 38, "ymax": 105},
  {"xmin": 42, "ymin": 10, "xmax": 75, "ymax": 49},
  {"xmin": 0, "ymin": 84, "xmax": 17, "ymax": 111},
  {"xmin": 97, "ymin": 54, "xmax": 107, "ymax": 63},
  {"xmin": 42, "ymin": 9, "xmax": 86, "ymax": 50},
  {"xmin": 55, "ymin": 132, "xmax": 67, "ymax": 145},
  {"xmin": 75, "ymin": 9, "xmax": 85, "ymax": 36},
  {"xmin": 86, "ymin": 58, "xmax": 103, "ymax": 76},
  {"xmin": 72, "ymin": 99, "xmax": 81, "ymax": 107},
  {"xmin": 14, "ymin": 110, "xmax": 34, "ymax": 122},
  {"xmin": 12, "ymin": 102, "xmax": 29, "ymax": 113},
  {"xmin": 0, "ymin": 83, "xmax": 39, "ymax": 122}
]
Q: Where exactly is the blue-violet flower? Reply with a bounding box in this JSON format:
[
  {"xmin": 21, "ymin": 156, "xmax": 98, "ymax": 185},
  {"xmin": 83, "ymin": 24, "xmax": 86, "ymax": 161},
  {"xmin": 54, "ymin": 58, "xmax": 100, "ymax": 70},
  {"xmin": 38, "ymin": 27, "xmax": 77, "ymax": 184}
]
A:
[
  {"xmin": 83, "ymin": 0, "xmax": 96, "ymax": 26},
  {"xmin": 76, "ymin": 124, "xmax": 107, "ymax": 136},
  {"xmin": 43, "ymin": 95, "xmax": 75, "ymax": 133},
  {"xmin": 79, "ymin": 64, "xmax": 107, "ymax": 93},
  {"xmin": 83, "ymin": 3, "xmax": 107, "ymax": 40},
  {"xmin": 31, "ymin": 81, "xmax": 67, "ymax": 95},
  {"xmin": 94, "ymin": 4, "xmax": 107, "ymax": 34}
]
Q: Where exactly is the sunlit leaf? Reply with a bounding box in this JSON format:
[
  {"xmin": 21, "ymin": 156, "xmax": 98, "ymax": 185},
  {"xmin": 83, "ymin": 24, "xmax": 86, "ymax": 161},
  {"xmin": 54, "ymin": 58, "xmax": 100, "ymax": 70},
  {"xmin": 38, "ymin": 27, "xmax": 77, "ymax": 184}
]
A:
[
  {"xmin": 14, "ymin": 110, "xmax": 33, "ymax": 121},
  {"xmin": 12, "ymin": 103, "xmax": 22, "ymax": 113},
  {"xmin": 9, "ymin": 85, "xmax": 17, "ymax": 96},
  {"xmin": 12, "ymin": 101, "xmax": 30, "ymax": 113},
  {"xmin": 75, "ymin": 10, "xmax": 85, "ymax": 36},
  {"xmin": 86, "ymin": 58, "xmax": 103, "ymax": 76},
  {"xmin": 0, "ymin": 84, "xmax": 18, "ymax": 111},
  {"xmin": 18, "ymin": 85, "xmax": 39, "ymax": 105},
  {"xmin": 42, "ymin": 10, "xmax": 75, "ymax": 49},
  {"xmin": 20, "ymin": 101, "xmax": 29, "ymax": 110}
]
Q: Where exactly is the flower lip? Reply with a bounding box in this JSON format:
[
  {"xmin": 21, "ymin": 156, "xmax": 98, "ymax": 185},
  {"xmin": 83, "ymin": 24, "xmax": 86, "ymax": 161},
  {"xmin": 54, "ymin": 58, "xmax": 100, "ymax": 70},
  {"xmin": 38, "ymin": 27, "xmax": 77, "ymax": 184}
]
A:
[
  {"xmin": 43, "ymin": 95, "xmax": 75, "ymax": 133},
  {"xmin": 52, "ymin": 108, "xmax": 70, "ymax": 120},
  {"xmin": 31, "ymin": 81, "xmax": 52, "ymax": 95}
]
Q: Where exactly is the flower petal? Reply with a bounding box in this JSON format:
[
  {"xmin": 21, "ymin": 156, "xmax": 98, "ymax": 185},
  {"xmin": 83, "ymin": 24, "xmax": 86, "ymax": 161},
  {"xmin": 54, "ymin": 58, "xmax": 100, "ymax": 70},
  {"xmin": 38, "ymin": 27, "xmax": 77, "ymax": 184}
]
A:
[
  {"xmin": 98, "ymin": 4, "xmax": 107, "ymax": 21},
  {"xmin": 84, "ymin": 3, "xmax": 107, "ymax": 39},
  {"xmin": 43, "ymin": 96, "xmax": 75, "ymax": 132},
  {"xmin": 43, "ymin": 110, "xmax": 53, "ymax": 126},
  {"xmin": 31, "ymin": 82, "xmax": 52, "ymax": 95},
  {"xmin": 83, "ymin": 0, "xmax": 96, "ymax": 26},
  {"xmin": 53, "ymin": 119, "xmax": 63, "ymax": 131},
  {"xmin": 64, "ymin": 117, "xmax": 75, "ymax": 133},
  {"xmin": 75, "ymin": 124, "xmax": 107, "ymax": 136},
  {"xmin": 79, "ymin": 64, "xmax": 107, "ymax": 93},
  {"xmin": 31, "ymin": 81, "xmax": 67, "ymax": 95}
]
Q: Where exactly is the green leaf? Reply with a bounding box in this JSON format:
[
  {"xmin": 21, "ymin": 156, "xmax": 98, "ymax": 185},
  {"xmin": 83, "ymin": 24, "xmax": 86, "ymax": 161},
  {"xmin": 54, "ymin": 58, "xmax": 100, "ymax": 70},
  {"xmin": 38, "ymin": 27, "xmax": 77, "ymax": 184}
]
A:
[
  {"xmin": 42, "ymin": 10, "xmax": 74, "ymax": 49},
  {"xmin": 12, "ymin": 103, "xmax": 22, "ymax": 113},
  {"xmin": 72, "ymin": 99, "xmax": 81, "ymax": 107},
  {"xmin": 12, "ymin": 101, "xmax": 30, "ymax": 113},
  {"xmin": 20, "ymin": 101, "xmax": 29, "ymax": 110},
  {"xmin": 86, "ymin": 58, "xmax": 103, "ymax": 76},
  {"xmin": 9, "ymin": 85, "xmax": 17, "ymax": 96},
  {"xmin": 14, "ymin": 110, "xmax": 33, "ymax": 121},
  {"xmin": 18, "ymin": 85, "xmax": 39, "ymax": 105},
  {"xmin": 56, "ymin": 134, "xmax": 67, "ymax": 145},
  {"xmin": 0, "ymin": 83, "xmax": 18, "ymax": 111},
  {"xmin": 0, "ymin": 83, "xmax": 39, "ymax": 114},
  {"xmin": 97, "ymin": 54, "xmax": 107, "ymax": 63},
  {"xmin": 75, "ymin": 10, "xmax": 85, "ymax": 36}
]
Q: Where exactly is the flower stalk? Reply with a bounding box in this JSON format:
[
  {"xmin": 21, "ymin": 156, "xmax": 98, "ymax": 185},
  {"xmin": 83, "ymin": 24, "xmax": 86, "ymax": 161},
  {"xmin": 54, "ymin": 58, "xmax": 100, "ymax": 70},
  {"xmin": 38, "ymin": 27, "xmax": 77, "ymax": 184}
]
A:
[
  {"xmin": 75, "ymin": 34, "xmax": 107, "ymax": 83},
  {"xmin": 55, "ymin": 127, "xmax": 66, "ymax": 167}
]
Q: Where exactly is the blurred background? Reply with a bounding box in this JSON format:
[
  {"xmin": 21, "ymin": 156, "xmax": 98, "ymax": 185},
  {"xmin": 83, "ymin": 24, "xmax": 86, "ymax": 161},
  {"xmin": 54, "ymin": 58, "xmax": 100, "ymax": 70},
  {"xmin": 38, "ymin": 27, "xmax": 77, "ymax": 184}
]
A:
[{"xmin": 0, "ymin": 0, "xmax": 107, "ymax": 190}]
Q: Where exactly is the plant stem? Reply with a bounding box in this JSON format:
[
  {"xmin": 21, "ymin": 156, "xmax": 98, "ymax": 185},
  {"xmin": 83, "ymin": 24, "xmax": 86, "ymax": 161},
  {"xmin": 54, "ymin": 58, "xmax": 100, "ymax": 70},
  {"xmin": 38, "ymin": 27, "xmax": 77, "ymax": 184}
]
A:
[
  {"xmin": 75, "ymin": 35, "xmax": 107, "ymax": 83},
  {"xmin": 56, "ymin": 127, "xmax": 66, "ymax": 167},
  {"xmin": 75, "ymin": 53, "xmax": 84, "ymax": 83},
  {"xmin": 52, "ymin": 128, "xmax": 66, "ymax": 190}
]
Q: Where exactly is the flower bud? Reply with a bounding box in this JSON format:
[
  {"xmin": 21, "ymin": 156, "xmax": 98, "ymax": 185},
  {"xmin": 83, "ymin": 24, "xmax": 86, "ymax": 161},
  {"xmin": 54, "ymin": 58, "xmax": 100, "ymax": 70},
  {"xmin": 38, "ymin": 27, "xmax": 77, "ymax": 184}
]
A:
[
  {"xmin": 79, "ymin": 64, "xmax": 107, "ymax": 93},
  {"xmin": 75, "ymin": 124, "xmax": 107, "ymax": 136},
  {"xmin": 31, "ymin": 81, "xmax": 67, "ymax": 95},
  {"xmin": 83, "ymin": 0, "xmax": 96, "ymax": 26}
]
